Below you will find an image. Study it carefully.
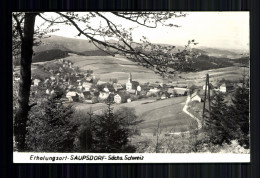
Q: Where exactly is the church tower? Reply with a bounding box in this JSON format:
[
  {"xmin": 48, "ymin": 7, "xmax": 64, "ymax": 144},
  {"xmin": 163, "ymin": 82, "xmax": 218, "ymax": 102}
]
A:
[
  {"xmin": 128, "ymin": 72, "xmax": 132, "ymax": 83},
  {"xmin": 126, "ymin": 72, "xmax": 133, "ymax": 90}
]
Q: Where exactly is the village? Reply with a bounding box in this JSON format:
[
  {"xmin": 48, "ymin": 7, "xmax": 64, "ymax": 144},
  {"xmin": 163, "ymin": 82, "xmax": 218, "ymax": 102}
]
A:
[{"xmin": 13, "ymin": 57, "xmax": 238, "ymax": 107}]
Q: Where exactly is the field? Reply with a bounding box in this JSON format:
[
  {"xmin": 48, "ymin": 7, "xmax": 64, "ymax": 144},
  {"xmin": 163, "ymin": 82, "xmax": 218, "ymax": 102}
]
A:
[
  {"xmin": 74, "ymin": 96, "xmax": 193, "ymax": 134},
  {"xmin": 178, "ymin": 66, "xmax": 249, "ymax": 87},
  {"xmin": 64, "ymin": 54, "xmax": 163, "ymax": 83}
]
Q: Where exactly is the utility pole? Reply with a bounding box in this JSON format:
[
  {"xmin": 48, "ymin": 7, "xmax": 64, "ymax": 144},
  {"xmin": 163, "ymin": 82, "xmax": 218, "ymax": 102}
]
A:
[{"xmin": 202, "ymin": 74, "xmax": 211, "ymax": 128}]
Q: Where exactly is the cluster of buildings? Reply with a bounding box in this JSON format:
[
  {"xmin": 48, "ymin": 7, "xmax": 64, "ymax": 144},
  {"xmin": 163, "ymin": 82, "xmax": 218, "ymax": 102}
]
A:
[
  {"xmin": 14, "ymin": 59, "xmax": 192, "ymax": 105},
  {"xmin": 190, "ymin": 82, "xmax": 235, "ymax": 103}
]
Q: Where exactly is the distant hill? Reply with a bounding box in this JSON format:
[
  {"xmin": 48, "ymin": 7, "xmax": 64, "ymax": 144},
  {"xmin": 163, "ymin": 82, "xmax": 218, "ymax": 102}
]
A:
[
  {"xmin": 32, "ymin": 35, "xmax": 249, "ymax": 70},
  {"xmin": 194, "ymin": 47, "xmax": 244, "ymax": 59},
  {"xmin": 32, "ymin": 49, "xmax": 69, "ymax": 63},
  {"xmin": 33, "ymin": 35, "xmax": 100, "ymax": 53},
  {"xmin": 191, "ymin": 54, "xmax": 234, "ymax": 71}
]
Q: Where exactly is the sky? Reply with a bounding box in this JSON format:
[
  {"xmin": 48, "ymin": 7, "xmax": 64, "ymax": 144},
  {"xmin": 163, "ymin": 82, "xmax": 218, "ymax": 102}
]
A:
[{"xmin": 35, "ymin": 12, "xmax": 249, "ymax": 51}]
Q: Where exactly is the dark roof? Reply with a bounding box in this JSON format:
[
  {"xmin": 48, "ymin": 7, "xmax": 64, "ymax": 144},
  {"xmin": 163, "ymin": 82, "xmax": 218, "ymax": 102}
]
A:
[{"xmin": 83, "ymin": 91, "xmax": 91, "ymax": 97}]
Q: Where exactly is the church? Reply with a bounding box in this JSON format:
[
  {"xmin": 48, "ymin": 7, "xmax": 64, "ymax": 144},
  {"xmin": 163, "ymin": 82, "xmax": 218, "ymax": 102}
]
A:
[{"xmin": 126, "ymin": 73, "xmax": 139, "ymax": 91}]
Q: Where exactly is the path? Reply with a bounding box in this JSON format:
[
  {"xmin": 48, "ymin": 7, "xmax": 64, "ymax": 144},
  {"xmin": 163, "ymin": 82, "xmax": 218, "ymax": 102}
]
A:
[{"xmin": 166, "ymin": 96, "xmax": 202, "ymax": 135}]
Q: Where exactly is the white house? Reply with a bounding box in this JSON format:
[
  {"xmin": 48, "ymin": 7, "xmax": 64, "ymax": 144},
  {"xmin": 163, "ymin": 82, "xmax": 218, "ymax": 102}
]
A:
[
  {"xmin": 46, "ymin": 89, "xmax": 50, "ymax": 95},
  {"xmin": 66, "ymin": 91, "xmax": 78, "ymax": 102},
  {"xmin": 103, "ymin": 86, "xmax": 109, "ymax": 93},
  {"xmin": 97, "ymin": 80, "xmax": 107, "ymax": 85},
  {"xmin": 98, "ymin": 92, "xmax": 110, "ymax": 100},
  {"xmin": 50, "ymin": 76, "xmax": 56, "ymax": 81},
  {"xmin": 50, "ymin": 89, "xmax": 55, "ymax": 95},
  {"xmin": 114, "ymin": 94, "xmax": 122, "ymax": 103},
  {"xmin": 174, "ymin": 87, "xmax": 188, "ymax": 96},
  {"xmin": 219, "ymin": 83, "xmax": 227, "ymax": 93},
  {"xmin": 149, "ymin": 88, "xmax": 161, "ymax": 93},
  {"xmin": 33, "ymin": 79, "xmax": 41, "ymax": 86},
  {"xmin": 137, "ymin": 85, "xmax": 141, "ymax": 92},
  {"xmin": 191, "ymin": 92, "xmax": 202, "ymax": 102},
  {"xmin": 127, "ymin": 98, "xmax": 131, "ymax": 103}
]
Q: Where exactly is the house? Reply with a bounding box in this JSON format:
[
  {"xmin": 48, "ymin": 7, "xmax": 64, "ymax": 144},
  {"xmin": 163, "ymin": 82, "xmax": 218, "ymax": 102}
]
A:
[
  {"xmin": 114, "ymin": 93, "xmax": 130, "ymax": 103},
  {"xmin": 139, "ymin": 90, "xmax": 147, "ymax": 96},
  {"xmin": 149, "ymin": 88, "xmax": 161, "ymax": 93},
  {"xmin": 77, "ymin": 86, "xmax": 83, "ymax": 91},
  {"xmin": 148, "ymin": 83, "xmax": 159, "ymax": 88},
  {"xmin": 219, "ymin": 83, "xmax": 234, "ymax": 93},
  {"xmin": 127, "ymin": 89, "xmax": 136, "ymax": 94},
  {"xmin": 50, "ymin": 89, "xmax": 55, "ymax": 95},
  {"xmin": 113, "ymin": 83, "xmax": 124, "ymax": 91},
  {"xmin": 174, "ymin": 87, "xmax": 188, "ymax": 96},
  {"xmin": 198, "ymin": 89, "xmax": 215, "ymax": 101},
  {"xmin": 71, "ymin": 95, "xmax": 79, "ymax": 102},
  {"xmin": 137, "ymin": 85, "xmax": 142, "ymax": 92},
  {"xmin": 82, "ymin": 82, "xmax": 93, "ymax": 91},
  {"xmin": 114, "ymin": 94, "xmax": 122, "ymax": 103},
  {"xmin": 127, "ymin": 98, "xmax": 131, "ymax": 103},
  {"xmin": 46, "ymin": 89, "xmax": 50, "ymax": 95},
  {"xmin": 66, "ymin": 91, "xmax": 78, "ymax": 102},
  {"xmin": 98, "ymin": 92, "xmax": 110, "ymax": 101},
  {"xmin": 97, "ymin": 80, "xmax": 107, "ymax": 85},
  {"xmin": 161, "ymin": 92, "xmax": 170, "ymax": 99},
  {"xmin": 86, "ymin": 77, "xmax": 93, "ymax": 83},
  {"xmin": 77, "ymin": 79, "xmax": 82, "ymax": 86},
  {"xmin": 141, "ymin": 85, "xmax": 153, "ymax": 91},
  {"xmin": 77, "ymin": 92, "xmax": 84, "ymax": 100},
  {"xmin": 219, "ymin": 83, "xmax": 227, "ymax": 93},
  {"xmin": 83, "ymin": 91, "xmax": 92, "ymax": 100},
  {"xmin": 103, "ymin": 86, "xmax": 110, "ymax": 92},
  {"xmin": 33, "ymin": 79, "xmax": 41, "ymax": 86},
  {"xmin": 50, "ymin": 76, "xmax": 56, "ymax": 81},
  {"xmin": 203, "ymin": 83, "xmax": 214, "ymax": 90},
  {"xmin": 167, "ymin": 88, "xmax": 175, "ymax": 95},
  {"xmin": 191, "ymin": 92, "xmax": 202, "ymax": 102}
]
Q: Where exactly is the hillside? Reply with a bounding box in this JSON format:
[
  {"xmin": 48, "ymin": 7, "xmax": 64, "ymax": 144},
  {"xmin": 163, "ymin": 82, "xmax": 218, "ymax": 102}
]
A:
[
  {"xmin": 191, "ymin": 54, "xmax": 234, "ymax": 71},
  {"xmin": 33, "ymin": 35, "xmax": 99, "ymax": 53},
  {"xmin": 195, "ymin": 47, "xmax": 246, "ymax": 59},
  {"xmin": 32, "ymin": 49, "xmax": 69, "ymax": 63},
  {"xmin": 30, "ymin": 35, "xmax": 249, "ymax": 72}
]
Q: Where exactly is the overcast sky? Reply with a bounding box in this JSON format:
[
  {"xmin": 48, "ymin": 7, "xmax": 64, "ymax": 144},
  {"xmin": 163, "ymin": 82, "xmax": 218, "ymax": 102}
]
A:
[{"xmin": 36, "ymin": 12, "xmax": 249, "ymax": 51}]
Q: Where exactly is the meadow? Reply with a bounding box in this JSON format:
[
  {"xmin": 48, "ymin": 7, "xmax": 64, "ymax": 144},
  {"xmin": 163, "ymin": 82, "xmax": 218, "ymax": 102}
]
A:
[
  {"xmin": 65, "ymin": 55, "xmax": 163, "ymax": 83},
  {"xmin": 74, "ymin": 96, "xmax": 192, "ymax": 134}
]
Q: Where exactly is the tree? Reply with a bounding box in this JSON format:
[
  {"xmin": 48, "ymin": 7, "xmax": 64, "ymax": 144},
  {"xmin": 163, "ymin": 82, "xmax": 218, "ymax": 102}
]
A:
[
  {"xmin": 230, "ymin": 77, "xmax": 249, "ymax": 148},
  {"xmin": 92, "ymin": 100, "xmax": 135, "ymax": 153},
  {"xmin": 13, "ymin": 12, "xmax": 198, "ymax": 151},
  {"xmin": 114, "ymin": 106, "xmax": 143, "ymax": 136},
  {"xmin": 26, "ymin": 94, "xmax": 79, "ymax": 152},
  {"xmin": 207, "ymin": 91, "xmax": 233, "ymax": 145}
]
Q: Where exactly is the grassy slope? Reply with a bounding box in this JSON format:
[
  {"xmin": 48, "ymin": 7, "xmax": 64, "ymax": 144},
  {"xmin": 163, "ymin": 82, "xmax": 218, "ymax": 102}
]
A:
[
  {"xmin": 75, "ymin": 96, "xmax": 191, "ymax": 134},
  {"xmin": 65, "ymin": 55, "xmax": 163, "ymax": 83}
]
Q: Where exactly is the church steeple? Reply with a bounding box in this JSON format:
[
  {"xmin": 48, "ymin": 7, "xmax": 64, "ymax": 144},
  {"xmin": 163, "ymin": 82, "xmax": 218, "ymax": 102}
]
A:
[{"xmin": 128, "ymin": 72, "xmax": 132, "ymax": 83}]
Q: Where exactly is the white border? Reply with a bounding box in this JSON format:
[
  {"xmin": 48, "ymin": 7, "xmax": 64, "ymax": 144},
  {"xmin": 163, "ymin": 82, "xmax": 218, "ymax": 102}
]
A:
[{"xmin": 13, "ymin": 152, "xmax": 250, "ymax": 163}]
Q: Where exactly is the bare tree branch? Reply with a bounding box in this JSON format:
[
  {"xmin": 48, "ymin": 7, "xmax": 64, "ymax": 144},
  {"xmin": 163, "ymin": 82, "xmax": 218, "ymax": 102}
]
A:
[{"xmin": 12, "ymin": 13, "xmax": 24, "ymax": 40}]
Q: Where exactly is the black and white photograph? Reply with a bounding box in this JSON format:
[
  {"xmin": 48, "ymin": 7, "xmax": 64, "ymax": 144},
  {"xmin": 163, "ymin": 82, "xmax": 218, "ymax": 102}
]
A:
[{"xmin": 12, "ymin": 12, "xmax": 250, "ymax": 163}]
